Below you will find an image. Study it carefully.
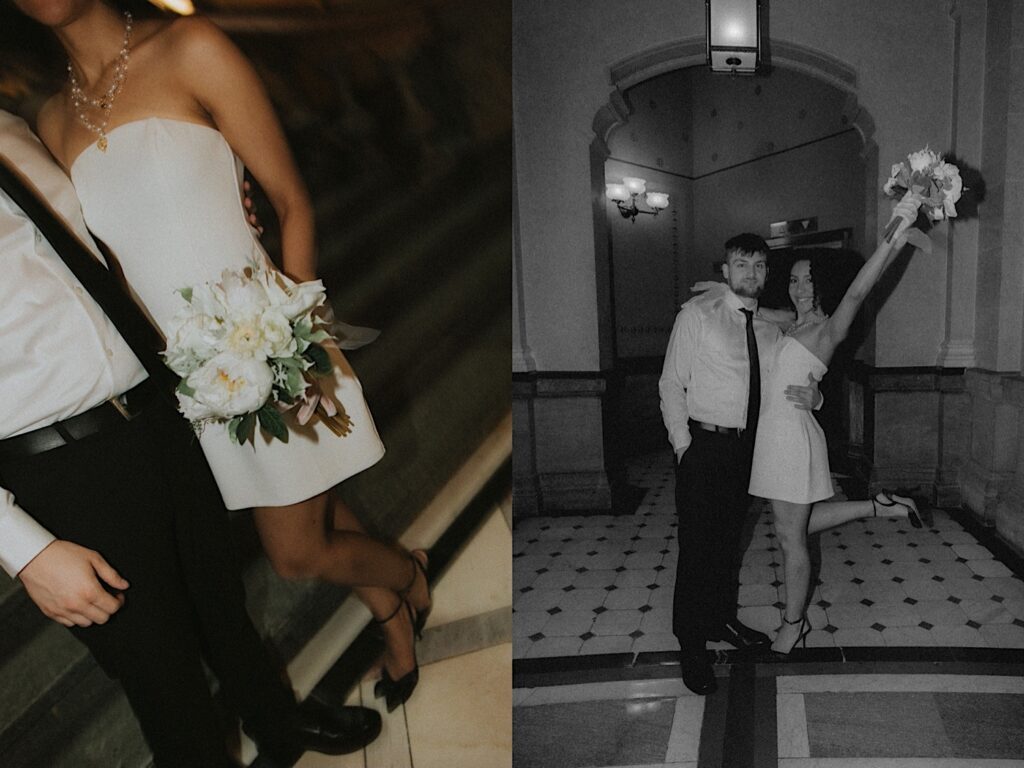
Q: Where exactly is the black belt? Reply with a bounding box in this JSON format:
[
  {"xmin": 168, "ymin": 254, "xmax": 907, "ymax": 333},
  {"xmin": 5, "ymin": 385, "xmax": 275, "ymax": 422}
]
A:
[
  {"xmin": 689, "ymin": 419, "xmax": 745, "ymax": 437},
  {"xmin": 0, "ymin": 379, "xmax": 159, "ymax": 462}
]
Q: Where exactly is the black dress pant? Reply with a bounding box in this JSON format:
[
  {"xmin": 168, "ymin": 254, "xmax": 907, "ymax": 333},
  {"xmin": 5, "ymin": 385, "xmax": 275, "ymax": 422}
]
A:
[
  {"xmin": 672, "ymin": 428, "xmax": 755, "ymax": 654},
  {"xmin": 1, "ymin": 401, "xmax": 298, "ymax": 767}
]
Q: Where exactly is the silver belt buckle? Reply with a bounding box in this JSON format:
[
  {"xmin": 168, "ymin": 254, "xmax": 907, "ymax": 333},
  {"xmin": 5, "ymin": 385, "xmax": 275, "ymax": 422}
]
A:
[{"xmin": 108, "ymin": 393, "xmax": 136, "ymax": 420}]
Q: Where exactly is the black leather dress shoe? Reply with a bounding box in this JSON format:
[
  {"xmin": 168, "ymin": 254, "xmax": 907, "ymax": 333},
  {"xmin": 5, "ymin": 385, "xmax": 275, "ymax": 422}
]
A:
[
  {"xmin": 679, "ymin": 652, "xmax": 717, "ymax": 695},
  {"xmin": 258, "ymin": 697, "xmax": 382, "ymax": 764},
  {"xmin": 706, "ymin": 619, "xmax": 770, "ymax": 649}
]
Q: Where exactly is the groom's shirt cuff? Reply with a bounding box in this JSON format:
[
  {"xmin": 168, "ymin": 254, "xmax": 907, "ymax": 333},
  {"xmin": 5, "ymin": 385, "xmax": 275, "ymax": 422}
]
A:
[{"xmin": 0, "ymin": 489, "xmax": 56, "ymax": 577}]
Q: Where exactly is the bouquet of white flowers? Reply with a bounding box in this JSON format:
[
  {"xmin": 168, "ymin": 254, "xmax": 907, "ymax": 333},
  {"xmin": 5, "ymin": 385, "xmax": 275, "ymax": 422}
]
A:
[
  {"xmin": 882, "ymin": 147, "xmax": 963, "ymax": 242},
  {"xmin": 163, "ymin": 262, "xmax": 352, "ymax": 445}
]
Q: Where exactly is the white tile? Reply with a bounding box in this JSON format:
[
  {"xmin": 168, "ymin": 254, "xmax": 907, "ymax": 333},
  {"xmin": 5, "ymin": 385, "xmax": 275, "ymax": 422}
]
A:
[
  {"xmin": 604, "ymin": 587, "xmax": 653, "ymax": 610},
  {"xmin": 862, "ymin": 601, "xmax": 920, "ymax": 628},
  {"xmin": 959, "ymin": 599, "xmax": 1014, "ymax": 624},
  {"xmin": 902, "ymin": 580, "xmax": 950, "ymax": 601},
  {"xmin": 591, "ymin": 609, "xmax": 643, "ymax": 636},
  {"xmin": 632, "ymin": 632, "xmax": 680, "ymax": 653},
  {"xmin": 665, "ymin": 696, "xmax": 705, "ymax": 763},
  {"xmin": 514, "ymin": 588, "xmax": 568, "ymax": 612},
  {"xmin": 525, "ymin": 636, "xmax": 583, "ymax": 658},
  {"xmin": 513, "ymin": 610, "xmax": 550, "ymax": 638},
  {"xmin": 737, "ymin": 605, "xmax": 782, "ymax": 634},
  {"xmin": 540, "ymin": 610, "xmax": 596, "ymax": 637},
  {"xmin": 776, "ymin": 693, "xmax": 810, "ymax": 758},
  {"xmin": 943, "ymin": 577, "xmax": 998, "ymax": 601},
  {"xmin": 738, "ymin": 583, "xmax": 779, "ymax": 606},
  {"xmin": 574, "ymin": 569, "xmax": 619, "ymax": 589},
  {"xmin": 640, "ymin": 607, "xmax": 673, "ymax": 634},
  {"xmin": 830, "ymin": 627, "xmax": 885, "ymax": 646},
  {"xmin": 952, "ymin": 543, "xmax": 995, "ymax": 560},
  {"xmin": 825, "ymin": 604, "xmax": 875, "ymax": 628},
  {"xmin": 555, "ymin": 587, "xmax": 608, "ymax": 612},
  {"xmin": 515, "ymin": 678, "xmax": 687, "ymax": 706},
  {"xmin": 967, "ymin": 559, "xmax": 1015, "ymax": 578},
  {"xmin": 406, "ymin": 644, "xmax": 510, "ymax": 768},
  {"xmin": 857, "ymin": 580, "xmax": 908, "ymax": 603},
  {"xmin": 579, "ymin": 634, "xmax": 634, "ymax": 655},
  {"xmin": 615, "ymin": 568, "xmax": 660, "ymax": 588},
  {"xmin": 928, "ymin": 624, "xmax": 989, "ymax": 646},
  {"xmin": 979, "ymin": 623, "xmax": 1024, "ymax": 648},
  {"xmin": 880, "ymin": 626, "xmax": 935, "ymax": 646},
  {"xmin": 913, "ymin": 599, "xmax": 968, "ymax": 626},
  {"xmin": 987, "ymin": 577, "xmax": 1024, "ymax": 600}
]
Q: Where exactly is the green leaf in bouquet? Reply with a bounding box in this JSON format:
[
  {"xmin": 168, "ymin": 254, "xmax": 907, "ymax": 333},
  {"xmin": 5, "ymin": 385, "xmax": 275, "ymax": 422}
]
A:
[
  {"xmin": 308, "ymin": 328, "xmax": 331, "ymax": 343},
  {"xmin": 304, "ymin": 342, "xmax": 332, "ymax": 374},
  {"xmin": 293, "ymin": 319, "xmax": 313, "ymax": 341},
  {"xmin": 177, "ymin": 286, "xmax": 193, "ymax": 303},
  {"xmin": 285, "ymin": 367, "xmax": 306, "ymax": 397},
  {"xmin": 258, "ymin": 404, "xmax": 289, "ymax": 443},
  {"xmin": 237, "ymin": 411, "xmax": 257, "ymax": 446},
  {"xmin": 176, "ymin": 378, "xmax": 196, "ymax": 398},
  {"xmin": 228, "ymin": 415, "xmax": 242, "ymax": 444}
]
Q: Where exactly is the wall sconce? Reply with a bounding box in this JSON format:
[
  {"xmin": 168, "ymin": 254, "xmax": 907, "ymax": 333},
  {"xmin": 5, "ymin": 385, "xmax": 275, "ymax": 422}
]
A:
[
  {"xmin": 706, "ymin": 0, "xmax": 762, "ymax": 74},
  {"xmin": 605, "ymin": 177, "xmax": 670, "ymax": 222}
]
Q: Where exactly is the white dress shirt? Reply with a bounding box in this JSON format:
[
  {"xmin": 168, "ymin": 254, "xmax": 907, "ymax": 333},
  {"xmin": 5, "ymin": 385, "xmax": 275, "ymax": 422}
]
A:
[
  {"xmin": 659, "ymin": 288, "xmax": 781, "ymax": 455},
  {"xmin": 0, "ymin": 111, "xmax": 147, "ymax": 577}
]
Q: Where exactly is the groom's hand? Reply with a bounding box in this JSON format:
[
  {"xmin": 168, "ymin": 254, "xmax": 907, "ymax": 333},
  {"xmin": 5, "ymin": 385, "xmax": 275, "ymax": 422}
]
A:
[
  {"xmin": 19, "ymin": 541, "xmax": 129, "ymax": 628},
  {"xmin": 785, "ymin": 373, "xmax": 822, "ymax": 411}
]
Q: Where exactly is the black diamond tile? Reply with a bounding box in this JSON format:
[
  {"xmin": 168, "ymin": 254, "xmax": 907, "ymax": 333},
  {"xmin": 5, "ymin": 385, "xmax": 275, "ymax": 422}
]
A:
[
  {"xmin": 576, "ymin": 567, "xmax": 588, "ymax": 573},
  {"xmin": 604, "ymin": 585, "xmax": 618, "ymax": 592},
  {"xmin": 573, "ymin": 525, "xmax": 583, "ymax": 530},
  {"xmin": 919, "ymin": 621, "xmax": 934, "ymax": 630},
  {"xmin": 660, "ymin": 549, "xmax": 671, "ymax": 555},
  {"xmin": 540, "ymin": 525, "xmax": 550, "ymax": 531},
  {"xmin": 892, "ymin": 576, "xmax": 905, "ymax": 584},
  {"xmin": 907, "ymin": 542, "xmax": 918, "ymax": 548},
  {"xmin": 587, "ymin": 551, "xmax": 598, "ymax": 557},
  {"xmin": 881, "ymin": 559, "xmax": 893, "ymax": 565},
  {"xmin": 861, "ymin": 599, "xmax": 875, "ymax": 607},
  {"xmin": 870, "ymin": 622, "xmax": 886, "ymax": 632},
  {"xmin": 562, "ymin": 538, "xmax": 573, "ymax": 544},
  {"xmin": 647, "ymin": 584, "xmax": 660, "ymax": 590},
  {"xmin": 520, "ymin": 586, "xmax": 534, "ymax": 594},
  {"xmin": 563, "ymin": 585, "xmax": 576, "ymax": 593},
  {"xmin": 844, "ymin": 560, "xmax": 856, "ymax": 567},
  {"xmin": 631, "ymin": 536, "xmax": 642, "ymax": 542},
  {"xmin": 639, "ymin": 605, "xmax": 653, "ymax": 613},
  {"xmin": 527, "ymin": 538, "xmax": 538, "ymax": 544},
  {"xmin": 537, "ymin": 567, "xmax": 549, "ymax": 575},
  {"xmin": 1014, "ymin": 618, "xmax": 1024, "ymax": 629},
  {"xmin": 624, "ymin": 550, "xmax": 636, "ymax": 556},
  {"xmin": 771, "ymin": 580, "xmax": 783, "ymax": 588},
  {"xmin": 864, "ymin": 530, "xmax": 875, "ymax": 536},
  {"xmin": 837, "ymin": 544, "xmax": 848, "ymax": 550},
  {"xmin": 529, "ymin": 632, "xmax": 545, "ymax": 641},
  {"xmin": 955, "ymin": 557, "xmax": 968, "ymax": 563},
  {"xmin": 773, "ymin": 601, "xmax": 785, "ymax": 610},
  {"xmin": 947, "ymin": 595, "xmax": 961, "ymax": 604},
  {"xmin": 966, "ymin": 620, "xmax": 982, "ymax": 629},
  {"xmin": 580, "ymin": 631, "xmax": 595, "ymax": 641},
  {"xmin": 654, "ymin": 565, "xmax": 666, "ymax": 572},
  {"xmin": 596, "ymin": 537, "xmax": 607, "ymax": 543},
  {"xmin": 823, "ymin": 624, "xmax": 838, "ymax": 634},
  {"xmin": 972, "ymin": 574, "xmax": 985, "ymax": 582},
  {"xmin": 932, "ymin": 575, "xmax": 945, "ymax": 583},
  {"xmin": 816, "ymin": 600, "xmax": 832, "ymax": 608},
  {"xmin": 851, "ymin": 577, "xmax": 864, "ymax": 585},
  {"xmin": 629, "ymin": 629, "xmax": 645, "ymax": 639},
  {"xmin": 594, "ymin": 606, "xmax": 607, "ymax": 615},
  {"xmin": 872, "ymin": 543, "xmax": 883, "ymax": 549},
  {"xmin": 550, "ymin": 552, "xmax": 562, "ymax": 558},
  {"xmin": 918, "ymin": 558, "xmax": 931, "ymax": 564},
  {"xmin": 904, "ymin": 597, "xmax": 918, "ymax": 605},
  {"xmin": 992, "ymin": 595, "xmax": 1005, "ymax": 603},
  {"xmin": 547, "ymin": 607, "xmax": 562, "ymax": 616},
  {"xmin": 614, "ymin": 566, "xmax": 627, "ymax": 573}
]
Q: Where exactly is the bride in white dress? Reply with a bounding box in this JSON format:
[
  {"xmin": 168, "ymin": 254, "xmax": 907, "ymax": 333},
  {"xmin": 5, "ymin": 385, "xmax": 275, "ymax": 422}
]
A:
[{"xmin": 19, "ymin": 0, "xmax": 427, "ymax": 709}]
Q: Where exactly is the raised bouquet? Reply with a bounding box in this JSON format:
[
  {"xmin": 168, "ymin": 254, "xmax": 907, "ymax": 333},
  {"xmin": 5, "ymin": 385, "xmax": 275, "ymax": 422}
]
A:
[
  {"xmin": 882, "ymin": 147, "xmax": 963, "ymax": 242},
  {"xmin": 163, "ymin": 262, "xmax": 352, "ymax": 445}
]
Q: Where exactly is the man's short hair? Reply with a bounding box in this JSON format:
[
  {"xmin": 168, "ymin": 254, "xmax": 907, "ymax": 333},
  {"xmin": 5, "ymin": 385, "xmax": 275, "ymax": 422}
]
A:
[{"xmin": 724, "ymin": 233, "xmax": 769, "ymax": 259}]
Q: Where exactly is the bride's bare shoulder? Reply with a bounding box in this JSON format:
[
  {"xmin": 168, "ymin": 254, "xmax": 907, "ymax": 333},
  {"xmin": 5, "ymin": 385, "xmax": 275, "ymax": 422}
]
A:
[
  {"xmin": 34, "ymin": 94, "xmax": 67, "ymax": 158},
  {"xmin": 158, "ymin": 15, "xmax": 238, "ymax": 64}
]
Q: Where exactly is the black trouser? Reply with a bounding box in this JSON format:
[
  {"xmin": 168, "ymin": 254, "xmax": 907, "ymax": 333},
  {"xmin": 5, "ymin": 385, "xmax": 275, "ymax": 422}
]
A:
[
  {"xmin": 672, "ymin": 428, "xmax": 755, "ymax": 655},
  {"xmin": 1, "ymin": 400, "xmax": 298, "ymax": 767}
]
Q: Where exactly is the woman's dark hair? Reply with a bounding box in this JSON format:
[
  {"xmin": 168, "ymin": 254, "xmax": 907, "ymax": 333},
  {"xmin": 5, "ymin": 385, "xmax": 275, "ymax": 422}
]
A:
[{"xmin": 792, "ymin": 248, "xmax": 863, "ymax": 316}]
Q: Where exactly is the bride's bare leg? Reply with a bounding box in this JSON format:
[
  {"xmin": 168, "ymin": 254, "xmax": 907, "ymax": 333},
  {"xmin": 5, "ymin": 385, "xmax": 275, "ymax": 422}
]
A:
[
  {"xmin": 806, "ymin": 500, "xmax": 873, "ymax": 535},
  {"xmin": 253, "ymin": 493, "xmax": 422, "ymax": 678},
  {"xmin": 328, "ymin": 498, "xmax": 430, "ymax": 616},
  {"xmin": 772, "ymin": 499, "xmax": 814, "ymax": 649}
]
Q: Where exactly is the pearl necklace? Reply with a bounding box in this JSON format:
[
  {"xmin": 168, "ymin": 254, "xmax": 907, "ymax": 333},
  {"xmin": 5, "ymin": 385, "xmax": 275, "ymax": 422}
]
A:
[{"xmin": 67, "ymin": 11, "xmax": 133, "ymax": 152}]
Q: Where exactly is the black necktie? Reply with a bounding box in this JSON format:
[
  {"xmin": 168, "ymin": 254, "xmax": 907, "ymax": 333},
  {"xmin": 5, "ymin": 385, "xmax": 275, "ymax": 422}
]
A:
[
  {"xmin": 0, "ymin": 157, "xmax": 175, "ymax": 391},
  {"xmin": 740, "ymin": 308, "xmax": 760, "ymax": 435}
]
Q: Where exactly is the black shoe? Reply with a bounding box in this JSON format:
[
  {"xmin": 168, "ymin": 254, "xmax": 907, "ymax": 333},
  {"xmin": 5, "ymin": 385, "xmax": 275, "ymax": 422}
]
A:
[
  {"xmin": 373, "ymin": 599, "xmax": 420, "ymax": 712},
  {"xmin": 679, "ymin": 652, "xmax": 717, "ymax": 695},
  {"xmin": 260, "ymin": 697, "xmax": 382, "ymax": 763},
  {"xmin": 706, "ymin": 619, "xmax": 770, "ymax": 649}
]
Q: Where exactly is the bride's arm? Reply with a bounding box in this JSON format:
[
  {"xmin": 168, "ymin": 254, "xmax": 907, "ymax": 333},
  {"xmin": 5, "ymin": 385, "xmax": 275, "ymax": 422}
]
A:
[{"xmin": 174, "ymin": 19, "xmax": 317, "ymax": 281}]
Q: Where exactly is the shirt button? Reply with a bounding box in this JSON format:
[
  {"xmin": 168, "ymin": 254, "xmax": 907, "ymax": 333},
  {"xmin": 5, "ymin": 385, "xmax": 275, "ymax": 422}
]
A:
[
  {"xmin": 74, "ymin": 286, "xmax": 84, "ymax": 295},
  {"xmin": 105, "ymin": 348, "xmax": 114, "ymax": 358},
  {"xmin": 35, "ymin": 231, "xmax": 43, "ymax": 244}
]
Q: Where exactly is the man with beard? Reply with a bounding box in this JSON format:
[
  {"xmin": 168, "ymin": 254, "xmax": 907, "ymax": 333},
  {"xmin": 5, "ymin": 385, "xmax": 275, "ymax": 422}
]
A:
[{"xmin": 659, "ymin": 233, "xmax": 817, "ymax": 695}]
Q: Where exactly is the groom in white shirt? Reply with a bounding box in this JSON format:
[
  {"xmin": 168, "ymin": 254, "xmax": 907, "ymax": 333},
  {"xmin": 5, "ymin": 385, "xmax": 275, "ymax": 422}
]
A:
[{"xmin": 0, "ymin": 110, "xmax": 379, "ymax": 767}]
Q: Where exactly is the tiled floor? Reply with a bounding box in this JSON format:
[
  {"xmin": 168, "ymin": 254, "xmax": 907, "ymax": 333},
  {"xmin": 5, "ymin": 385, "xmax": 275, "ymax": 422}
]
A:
[
  {"xmin": 293, "ymin": 496, "xmax": 512, "ymax": 768},
  {"xmin": 513, "ymin": 451, "xmax": 1024, "ymax": 767},
  {"xmin": 513, "ymin": 451, "xmax": 1024, "ymax": 659}
]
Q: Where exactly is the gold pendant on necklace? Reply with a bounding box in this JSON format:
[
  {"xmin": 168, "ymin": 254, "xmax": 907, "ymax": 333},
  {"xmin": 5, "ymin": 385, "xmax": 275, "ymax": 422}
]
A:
[{"xmin": 97, "ymin": 135, "xmax": 108, "ymax": 152}]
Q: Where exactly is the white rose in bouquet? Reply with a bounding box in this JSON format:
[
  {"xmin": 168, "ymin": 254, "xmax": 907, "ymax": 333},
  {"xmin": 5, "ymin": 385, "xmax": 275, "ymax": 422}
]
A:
[
  {"xmin": 178, "ymin": 352, "xmax": 274, "ymax": 421},
  {"xmin": 164, "ymin": 311, "xmax": 224, "ymax": 376}
]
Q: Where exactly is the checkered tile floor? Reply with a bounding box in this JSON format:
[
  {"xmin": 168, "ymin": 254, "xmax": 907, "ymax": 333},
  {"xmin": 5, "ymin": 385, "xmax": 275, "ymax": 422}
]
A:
[{"xmin": 513, "ymin": 452, "xmax": 1024, "ymax": 659}]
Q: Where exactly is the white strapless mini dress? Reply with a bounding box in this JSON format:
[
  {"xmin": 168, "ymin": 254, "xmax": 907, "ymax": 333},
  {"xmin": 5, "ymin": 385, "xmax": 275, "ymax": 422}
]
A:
[{"xmin": 71, "ymin": 117, "xmax": 385, "ymax": 509}]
